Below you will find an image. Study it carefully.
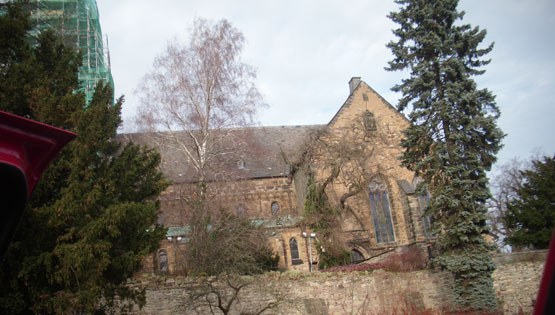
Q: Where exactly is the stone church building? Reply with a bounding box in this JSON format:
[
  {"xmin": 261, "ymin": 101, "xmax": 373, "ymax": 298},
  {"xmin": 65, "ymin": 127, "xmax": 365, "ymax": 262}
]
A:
[{"xmin": 121, "ymin": 78, "xmax": 433, "ymax": 274}]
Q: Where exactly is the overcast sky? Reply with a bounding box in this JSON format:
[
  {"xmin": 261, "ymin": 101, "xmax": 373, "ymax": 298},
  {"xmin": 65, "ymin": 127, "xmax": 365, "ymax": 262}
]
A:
[{"xmin": 96, "ymin": 0, "xmax": 555, "ymax": 170}]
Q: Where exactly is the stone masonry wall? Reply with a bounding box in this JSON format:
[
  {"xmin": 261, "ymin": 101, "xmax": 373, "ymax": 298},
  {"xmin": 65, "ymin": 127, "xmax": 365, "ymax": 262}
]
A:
[
  {"xmin": 492, "ymin": 250, "xmax": 547, "ymax": 314},
  {"xmin": 132, "ymin": 270, "xmax": 456, "ymax": 315},
  {"xmin": 159, "ymin": 176, "xmax": 298, "ymax": 227},
  {"xmin": 147, "ymin": 176, "xmax": 299, "ymax": 273},
  {"xmin": 131, "ymin": 255, "xmax": 545, "ymax": 314}
]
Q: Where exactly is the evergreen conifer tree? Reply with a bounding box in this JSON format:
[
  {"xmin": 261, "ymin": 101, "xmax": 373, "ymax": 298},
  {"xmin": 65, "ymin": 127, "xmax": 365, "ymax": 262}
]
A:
[
  {"xmin": 505, "ymin": 155, "xmax": 555, "ymax": 249},
  {"xmin": 386, "ymin": 0, "xmax": 504, "ymax": 310},
  {"xmin": 0, "ymin": 3, "xmax": 167, "ymax": 313}
]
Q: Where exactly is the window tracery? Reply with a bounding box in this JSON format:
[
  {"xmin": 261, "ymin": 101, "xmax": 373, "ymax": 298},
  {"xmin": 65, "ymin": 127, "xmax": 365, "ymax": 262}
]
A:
[
  {"xmin": 369, "ymin": 180, "xmax": 395, "ymax": 243},
  {"xmin": 289, "ymin": 238, "xmax": 302, "ymax": 265}
]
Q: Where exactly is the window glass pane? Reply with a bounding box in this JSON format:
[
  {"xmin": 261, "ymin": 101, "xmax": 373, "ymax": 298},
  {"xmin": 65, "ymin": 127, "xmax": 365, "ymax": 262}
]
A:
[
  {"xmin": 159, "ymin": 251, "xmax": 168, "ymax": 272},
  {"xmin": 289, "ymin": 238, "xmax": 299, "ymax": 260},
  {"xmin": 369, "ymin": 193, "xmax": 382, "ymax": 244},
  {"xmin": 271, "ymin": 202, "xmax": 279, "ymax": 215},
  {"xmin": 382, "ymin": 191, "xmax": 395, "ymax": 242},
  {"xmin": 237, "ymin": 204, "xmax": 245, "ymax": 216},
  {"xmin": 369, "ymin": 180, "xmax": 395, "ymax": 243}
]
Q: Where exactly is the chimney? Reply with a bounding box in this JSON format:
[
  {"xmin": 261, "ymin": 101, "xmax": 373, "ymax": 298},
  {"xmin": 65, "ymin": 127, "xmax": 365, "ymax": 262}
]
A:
[{"xmin": 349, "ymin": 77, "xmax": 361, "ymax": 94}]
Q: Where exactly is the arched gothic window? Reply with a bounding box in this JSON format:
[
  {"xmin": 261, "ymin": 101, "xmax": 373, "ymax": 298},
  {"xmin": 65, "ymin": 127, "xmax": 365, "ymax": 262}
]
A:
[
  {"xmin": 369, "ymin": 180, "xmax": 395, "ymax": 243},
  {"xmin": 413, "ymin": 178, "xmax": 433, "ymax": 238},
  {"xmin": 158, "ymin": 250, "xmax": 168, "ymax": 272},
  {"xmin": 289, "ymin": 238, "xmax": 302, "ymax": 265},
  {"xmin": 237, "ymin": 204, "xmax": 246, "ymax": 216}
]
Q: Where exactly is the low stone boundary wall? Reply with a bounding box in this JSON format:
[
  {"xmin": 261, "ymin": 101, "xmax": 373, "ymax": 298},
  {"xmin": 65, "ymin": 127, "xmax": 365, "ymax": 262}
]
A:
[
  {"xmin": 133, "ymin": 270, "xmax": 455, "ymax": 314},
  {"xmin": 131, "ymin": 252, "xmax": 545, "ymax": 314},
  {"xmin": 493, "ymin": 261, "xmax": 545, "ymax": 314}
]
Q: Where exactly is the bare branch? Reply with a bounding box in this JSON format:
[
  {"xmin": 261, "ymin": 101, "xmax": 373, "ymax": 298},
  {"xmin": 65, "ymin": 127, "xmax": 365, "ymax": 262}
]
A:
[{"xmin": 135, "ymin": 18, "xmax": 266, "ymax": 186}]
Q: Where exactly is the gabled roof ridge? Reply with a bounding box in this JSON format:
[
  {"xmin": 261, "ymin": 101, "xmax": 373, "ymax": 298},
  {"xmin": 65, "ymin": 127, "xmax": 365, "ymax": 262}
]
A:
[
  {"xmin": 363, "ymin": 82, "xmax": 409, "ymax": 123},
  {"xmin": 327, "ymin": 79, "xmax": 409, "ymax": 127}
]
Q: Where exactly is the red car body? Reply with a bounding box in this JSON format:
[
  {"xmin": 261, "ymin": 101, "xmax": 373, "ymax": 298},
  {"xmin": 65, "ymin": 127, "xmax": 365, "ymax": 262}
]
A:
[{"xmin": 0, "ymin": 110, "xmax": 76, "ymax": 259}]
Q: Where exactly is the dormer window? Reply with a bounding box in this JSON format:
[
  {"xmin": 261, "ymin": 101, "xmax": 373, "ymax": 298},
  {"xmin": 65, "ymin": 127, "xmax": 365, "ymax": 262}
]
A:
[{"xmin": 237, "ymin": 160, "xmax": 245, "ymax": 169}]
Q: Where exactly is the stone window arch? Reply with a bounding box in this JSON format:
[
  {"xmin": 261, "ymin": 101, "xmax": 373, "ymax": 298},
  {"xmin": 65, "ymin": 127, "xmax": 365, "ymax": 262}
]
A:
[
  {"xmin": 289, "ymin": 238, "xmax": 302, "ymax": 265},
  {"xmin": 369, "ymin": 180, "xmax": 395, "ymax": 244},
  {"xmin": 413, "ymin": 177, "xmax": 433, "ymax": 238},
  {"xmin": 158, "ymin": 250, "xmax": 168, "ymax": 272}
]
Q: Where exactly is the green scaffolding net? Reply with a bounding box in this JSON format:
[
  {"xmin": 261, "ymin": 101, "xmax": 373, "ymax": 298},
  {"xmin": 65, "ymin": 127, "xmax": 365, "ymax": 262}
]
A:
[{"xmin": 27, "ymin": 0, "xmax": 114, "ymax": 104}]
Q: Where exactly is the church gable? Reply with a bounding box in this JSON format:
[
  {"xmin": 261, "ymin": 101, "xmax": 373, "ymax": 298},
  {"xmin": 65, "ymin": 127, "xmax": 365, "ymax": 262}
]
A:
[
  {"xmin": 299, "ymin": 78, "xmax": 428, "ymax": 256},
  {"xmin": 328, "ymin": 77, "xmax": 409, "ymax": 133}
]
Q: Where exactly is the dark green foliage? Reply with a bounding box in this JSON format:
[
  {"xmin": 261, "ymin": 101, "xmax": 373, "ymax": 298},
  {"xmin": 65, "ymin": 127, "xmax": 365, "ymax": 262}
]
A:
[
  {"xmin": 317, "ymin": 247, "xmax": 351, "ymax": 270},
  {"xmin": 303, "ymin": 176, "xmax": 351, "ymax": 269},
  {"xmin": 0, "ymin": 3, "xmax": 167, "ymax": 313},
  {"xmin": 386, "ymin": 0, "xmax": 504, "ymax": 311},
  {"xmin": 504, "ymin": 155, "xmax": 555, "ymax": 249},
  {"xmin": 303, "ymin": 176, "xmax": 337, "ymax": 231},
  {"xmin": 183, "ymin": 211, "xmax": 279, "ymax": 276},
  {"xmin": 254, "ymin": 245, "xmax": 281, "ymax": 272}
]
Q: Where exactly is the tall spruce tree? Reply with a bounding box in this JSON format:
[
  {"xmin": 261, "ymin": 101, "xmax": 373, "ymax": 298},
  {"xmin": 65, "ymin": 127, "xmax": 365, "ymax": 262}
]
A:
[
  {"xmin": 386, "ymin": 0, "xmax": 504, "ymax": 310},
  {"xmin": 0, "ymin": 3, "xmax": 167, "ymax": 313}
]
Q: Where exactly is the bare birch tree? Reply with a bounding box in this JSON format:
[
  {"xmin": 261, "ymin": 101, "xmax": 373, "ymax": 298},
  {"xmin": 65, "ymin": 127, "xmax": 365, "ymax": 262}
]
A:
[
  {"xmin": 135, "ymin": 18, "xmax": 265, "ymax": 185},
  {"xmin": 487, "ymin": 157, "xmax": 531, "ymax": 251},
  {"xmin": 134, "ymin": 18, "xmax": 277, "ymax": 276}
]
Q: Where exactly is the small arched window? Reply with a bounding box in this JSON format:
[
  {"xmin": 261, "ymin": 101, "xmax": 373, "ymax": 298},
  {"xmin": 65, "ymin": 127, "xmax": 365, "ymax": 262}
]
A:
[
  {"xmin": 237, "ymin": 160, "xmax": 245, "ymax": 169},
  {"xmin": 351, "ymin": 249, "xmax": 365, "ymax": 264},
  {"xmin": 289, "ymin": 238, "xmax": 302, "ymax": 265},
  {"xmin": 237, "ymin": 204, "xmax": 246, "ymax": 216},
  {"xmin": 271, "ymin": 202, "xmax": 279, "ymax": 215},
  {"xmin": 369, "ymin": 180, "xmax": 395, "ymax": 244},
  {"xmin": 158, "ymin": 250, "xmax": 168, "ymax": 272},
  {"xmin": 413, "ymin": 178, "xmax": 433, "ymax": 238}
]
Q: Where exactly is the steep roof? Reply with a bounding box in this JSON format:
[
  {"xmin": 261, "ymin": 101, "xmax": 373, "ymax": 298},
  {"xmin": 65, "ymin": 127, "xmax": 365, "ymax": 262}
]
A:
[
  {"xmin": 119, "ymin": 78, "xmax": 401, "ymax": 183},
  {"xmin": 118, "ymin": 125, "xmax": 323, "ymax": 183},
  {"xmin": 328, "ymin": 79, "xmax": 409, "ymax": 127}
]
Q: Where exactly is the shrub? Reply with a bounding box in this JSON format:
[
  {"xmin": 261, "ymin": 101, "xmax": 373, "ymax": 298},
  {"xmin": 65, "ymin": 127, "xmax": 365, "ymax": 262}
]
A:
[
  {"xmin": 320, "ymin": 247, "xmax": 429, "ymax": 273},
  {"xmin": 381, "ymin": 247, "xmax": 428, "ymax": 272},
  {"xmin": 320, "ymin": 262, "xmax": 385, "ymax": 273},
  {"xmin": 318, "ymin": 246, "xmax": 351, "ymax": 269}
]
